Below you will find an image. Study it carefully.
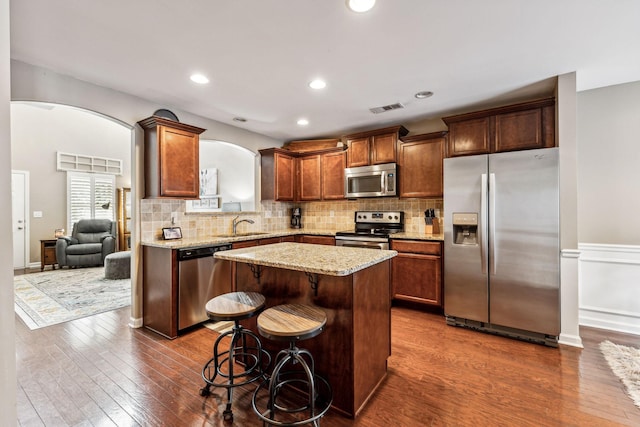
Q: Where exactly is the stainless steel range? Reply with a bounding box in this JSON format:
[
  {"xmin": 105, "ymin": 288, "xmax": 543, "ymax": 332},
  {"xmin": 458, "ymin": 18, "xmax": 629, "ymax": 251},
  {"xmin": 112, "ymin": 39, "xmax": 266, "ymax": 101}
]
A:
[{"xmin": 335, "ymin": 211, "xmax": 404, "ymax": 250}]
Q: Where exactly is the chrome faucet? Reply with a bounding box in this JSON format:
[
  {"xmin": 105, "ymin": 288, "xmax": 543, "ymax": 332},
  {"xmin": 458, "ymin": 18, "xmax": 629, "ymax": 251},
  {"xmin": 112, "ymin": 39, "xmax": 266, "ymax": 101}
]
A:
[{"xmin": 232, "ymin": 216, "xmax": 255, "ymax": 235}]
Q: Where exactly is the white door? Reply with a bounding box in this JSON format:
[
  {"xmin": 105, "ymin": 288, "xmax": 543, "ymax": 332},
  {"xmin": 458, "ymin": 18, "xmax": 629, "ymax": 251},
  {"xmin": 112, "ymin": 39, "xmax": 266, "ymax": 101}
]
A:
[{"xmin": 12, "ymin": 171, "xmax": 29, "ymax": 269}]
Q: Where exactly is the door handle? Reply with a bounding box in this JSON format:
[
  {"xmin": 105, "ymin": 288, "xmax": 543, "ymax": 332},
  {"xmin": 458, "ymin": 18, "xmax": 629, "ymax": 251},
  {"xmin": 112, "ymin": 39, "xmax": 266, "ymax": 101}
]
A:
[
  {"xmin": 480, "ymin": 173, "xmax": 487, "ymax": 274},
  {"xmin": 489, "ymin": 173, "xmax": 497, "ymax": 275}
]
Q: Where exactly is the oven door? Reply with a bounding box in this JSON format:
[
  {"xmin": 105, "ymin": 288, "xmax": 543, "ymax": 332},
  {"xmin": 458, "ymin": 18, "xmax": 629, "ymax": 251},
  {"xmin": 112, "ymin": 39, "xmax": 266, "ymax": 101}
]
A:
[{"xmin": 335, "ymin": 236, "xmax": 389, "ymax": 250}]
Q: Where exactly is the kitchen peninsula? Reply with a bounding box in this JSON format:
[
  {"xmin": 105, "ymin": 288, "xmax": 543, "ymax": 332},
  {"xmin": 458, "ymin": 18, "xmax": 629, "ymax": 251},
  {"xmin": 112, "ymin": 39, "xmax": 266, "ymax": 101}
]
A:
[{"xmin": 215, "ymin": 242, "xmax": 397, "ymax": 418}]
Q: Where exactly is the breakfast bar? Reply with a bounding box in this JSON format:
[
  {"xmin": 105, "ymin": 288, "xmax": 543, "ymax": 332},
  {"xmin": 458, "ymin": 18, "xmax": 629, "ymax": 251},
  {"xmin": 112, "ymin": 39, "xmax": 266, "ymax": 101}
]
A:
[{"xmin": 214, "ymin": 242, "xmax": 397, "ymax": 418}]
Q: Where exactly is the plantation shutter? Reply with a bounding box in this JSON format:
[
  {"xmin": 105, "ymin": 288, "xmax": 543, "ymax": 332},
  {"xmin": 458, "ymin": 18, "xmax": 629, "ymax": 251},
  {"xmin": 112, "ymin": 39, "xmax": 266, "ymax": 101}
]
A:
[{"xmin": 67, "ymin": 172, "xmax": 115, "ymax": 232}]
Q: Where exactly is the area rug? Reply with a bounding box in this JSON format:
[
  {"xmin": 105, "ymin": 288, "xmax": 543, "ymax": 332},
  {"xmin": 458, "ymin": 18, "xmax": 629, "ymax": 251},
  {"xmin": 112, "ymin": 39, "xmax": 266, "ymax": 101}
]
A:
[
  {"xmin": 600, "ymin": 340, "xmax": 640, "ymax": 409},
  {"xmin": 14, "ymin": 267, "xmax": 130, "ymax": 330}
]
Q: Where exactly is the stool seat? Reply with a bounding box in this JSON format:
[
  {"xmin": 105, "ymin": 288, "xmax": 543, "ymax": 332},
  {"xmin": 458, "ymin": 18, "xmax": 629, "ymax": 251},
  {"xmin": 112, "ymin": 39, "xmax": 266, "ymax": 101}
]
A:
[
  {"xmin": 257, "ymin": 304, "xmax": 327, "ymax": 341},
  {"xmin": 205, "ymin": 291, "xmax": 265, "ymax": 321}
]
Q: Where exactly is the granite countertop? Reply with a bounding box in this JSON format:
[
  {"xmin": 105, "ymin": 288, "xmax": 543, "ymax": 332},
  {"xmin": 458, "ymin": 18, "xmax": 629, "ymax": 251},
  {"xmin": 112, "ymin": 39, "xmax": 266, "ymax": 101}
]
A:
[
  {"xmin": 140, "ymin": 228, "xmax": 444, "ymax": 249},
  {"xmin": 214, "ymin": 242, "xmax": 397, "ymax": 276},
  {"xmin": 141, "ymin": 229, "xmax": 339, "ymax": 249}
]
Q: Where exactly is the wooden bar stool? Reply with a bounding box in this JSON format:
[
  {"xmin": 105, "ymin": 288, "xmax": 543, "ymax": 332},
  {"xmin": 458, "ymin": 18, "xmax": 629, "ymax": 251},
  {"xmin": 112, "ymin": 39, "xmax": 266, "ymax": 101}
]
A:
[
  {"xmin": 200, "ymin": 292, "xmax": 271, "ymax": 422},
  {"xmin": 252, "ymin": 304, "xmax": 332, "ymax": 426}
]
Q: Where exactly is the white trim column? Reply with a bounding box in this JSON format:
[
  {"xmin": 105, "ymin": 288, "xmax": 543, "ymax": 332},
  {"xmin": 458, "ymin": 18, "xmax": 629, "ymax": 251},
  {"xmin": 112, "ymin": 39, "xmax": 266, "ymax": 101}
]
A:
[
  {"xmin": 560, "ymin": 249, "xmax": 583, "ymax": 347},
  {"xmin": 1, "ymin": 0, "xmax": 18, "ymax": 423},
  {"xmin": 557, "ymin": 72, "xmax": 582, "ymax": 348}
]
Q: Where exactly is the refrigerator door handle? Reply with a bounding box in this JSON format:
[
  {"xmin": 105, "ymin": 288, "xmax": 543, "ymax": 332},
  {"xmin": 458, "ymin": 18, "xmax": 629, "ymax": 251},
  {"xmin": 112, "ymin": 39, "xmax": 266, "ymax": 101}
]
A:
[
  {"xmin": 480, "ymin": 173, "xmax": 488, "ymax": 274},
  {"xmin": 489, "ymin": 173, "xmax": 497, "ymax": 275}
]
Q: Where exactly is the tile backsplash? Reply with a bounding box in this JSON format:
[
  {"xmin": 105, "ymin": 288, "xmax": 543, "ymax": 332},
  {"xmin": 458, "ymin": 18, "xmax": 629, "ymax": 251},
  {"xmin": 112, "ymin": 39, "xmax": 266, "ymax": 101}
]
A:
[{"xmin": 140, "ymin": 198, "xmax": 443, "ymax": 242}]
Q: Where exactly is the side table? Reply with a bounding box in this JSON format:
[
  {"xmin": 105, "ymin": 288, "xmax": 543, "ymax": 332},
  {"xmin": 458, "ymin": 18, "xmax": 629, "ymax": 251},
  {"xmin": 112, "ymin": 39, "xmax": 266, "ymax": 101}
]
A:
[{"xmin": 40, "ymin": 239, "xmax": 58, "ymax": 271}]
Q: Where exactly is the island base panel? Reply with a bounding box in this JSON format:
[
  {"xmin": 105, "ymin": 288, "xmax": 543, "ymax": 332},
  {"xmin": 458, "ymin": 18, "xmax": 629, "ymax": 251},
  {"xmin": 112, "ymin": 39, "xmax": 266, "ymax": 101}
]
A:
[{"xmin": 233, "ymin": 260, "xmax": 391, "ymax": 417}]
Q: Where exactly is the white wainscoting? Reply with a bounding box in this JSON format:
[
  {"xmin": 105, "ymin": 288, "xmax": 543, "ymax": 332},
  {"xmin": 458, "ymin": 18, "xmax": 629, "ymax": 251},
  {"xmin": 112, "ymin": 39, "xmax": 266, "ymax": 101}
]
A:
[{"xmin": 579, "ymin": 243, "xmax": 640, "ymax": 335}]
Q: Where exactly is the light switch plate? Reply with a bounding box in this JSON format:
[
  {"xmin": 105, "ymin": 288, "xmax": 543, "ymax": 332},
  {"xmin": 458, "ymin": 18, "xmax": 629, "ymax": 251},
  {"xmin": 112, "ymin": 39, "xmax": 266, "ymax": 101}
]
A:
[{"xmin": 33, "ymin": 211, "xmax": 43, "ymax": 218}]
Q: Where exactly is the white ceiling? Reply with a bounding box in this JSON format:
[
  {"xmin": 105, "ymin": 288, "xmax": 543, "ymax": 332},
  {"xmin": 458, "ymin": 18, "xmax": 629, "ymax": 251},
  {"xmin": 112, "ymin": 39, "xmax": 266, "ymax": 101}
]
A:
[{"xmin": 9, "ymin": 0, "xmax": 640, "ymax": 141}]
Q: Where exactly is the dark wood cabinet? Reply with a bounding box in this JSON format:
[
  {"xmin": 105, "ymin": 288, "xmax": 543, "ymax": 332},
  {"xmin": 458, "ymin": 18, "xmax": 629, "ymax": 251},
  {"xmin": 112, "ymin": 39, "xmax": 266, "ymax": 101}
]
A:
[
  {"xmin": 260, "ymin": 148, "xmax": 296, "ymax": 201},
  {"xmin": 391, "ymin": 240, "xmax": 443, "ymax": 308},
  {"xmin": 443, "ymin": 98, "xmax": 555, "ymax": 157},
  {"xmin": 261, "ymin": 147, "xmax": 345, "ymax": 202},
  {"xmin": 142, "ymin": 245, "xmax": 179, "ymax": 338},
  {"xmin": 233, "ymin": 236, "xmax": 294, "ymax": 249},
  {"xmin": 298, "ymin": 154, "xmax": 322, "ymax": 201},
  {"xmin": 345, "ymin": 126, "xmax": 408, "ymax": 167},
  {"xmin": 295, "ymin": 235, "xmax": 335, "ymax": 245},
  {"xmin": 446, "ymin": 117, "xmax": 492, "ymax": 156},
  {"xmin": 398, "ymin": 132, "xmax": 445, "ymax": 198},
  {"xmin": 138, "ymin": 116, "xmax": 205, "ymax": 198},
  {"xmin": 297, "ymin": 148, "xmax": 346, "ymax": 201},
  {"xmin": 321, "ymin": 150, "xmax": 346, "ymax": 200},
  {"xmin": 40, "ymin": 239, "xmax": 57, "ymax": 271}
]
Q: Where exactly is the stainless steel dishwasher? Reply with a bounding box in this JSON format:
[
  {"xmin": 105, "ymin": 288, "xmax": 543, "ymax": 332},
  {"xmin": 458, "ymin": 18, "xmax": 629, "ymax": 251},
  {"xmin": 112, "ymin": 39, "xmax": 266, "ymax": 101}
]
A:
[{"xmin": 177, "ymin": 243, "xmax": 232, "ymax": 330}]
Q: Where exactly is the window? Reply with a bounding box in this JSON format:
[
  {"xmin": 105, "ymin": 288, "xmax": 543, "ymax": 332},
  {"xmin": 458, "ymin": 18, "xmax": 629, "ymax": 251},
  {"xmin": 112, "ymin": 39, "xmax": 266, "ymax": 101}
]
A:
[{"xmin": 67, "ymin": 172, "xmax": 115, "ymax": 232}]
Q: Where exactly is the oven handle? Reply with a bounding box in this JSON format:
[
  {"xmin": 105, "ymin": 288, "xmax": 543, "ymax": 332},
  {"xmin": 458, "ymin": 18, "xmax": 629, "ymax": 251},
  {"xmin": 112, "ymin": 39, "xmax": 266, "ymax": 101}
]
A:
[
  {"xmin": 335, "ymin": 235, "xmax": 389, "ymax": 243},
  {"xmin": 336, "ymin": 239, "xmax": 389, "ymax": 250}
]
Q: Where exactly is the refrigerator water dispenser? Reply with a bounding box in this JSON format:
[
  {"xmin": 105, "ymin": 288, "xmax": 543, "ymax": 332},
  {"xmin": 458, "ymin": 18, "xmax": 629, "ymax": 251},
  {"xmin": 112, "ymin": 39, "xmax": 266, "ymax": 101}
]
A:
[{"xmin": 452, "ymin": 213, "xmax": 478, "ymax": 245}]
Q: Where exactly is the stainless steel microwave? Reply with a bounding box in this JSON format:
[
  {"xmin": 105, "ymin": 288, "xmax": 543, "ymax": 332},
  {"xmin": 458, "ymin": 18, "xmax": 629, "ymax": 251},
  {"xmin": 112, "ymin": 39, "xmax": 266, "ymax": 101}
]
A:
[{"xmin": 344, "ymin": 163, "xmax": 397, "ymax": 198}]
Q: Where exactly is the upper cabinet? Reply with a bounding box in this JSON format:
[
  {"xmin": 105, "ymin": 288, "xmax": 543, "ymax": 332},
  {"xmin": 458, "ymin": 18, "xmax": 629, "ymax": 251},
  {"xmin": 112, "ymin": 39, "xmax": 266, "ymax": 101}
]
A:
[
  {"xmin": 321, "ymin": 150, "xmax": 346, "ymax": 200},
  {"xmin": 398, "ymin": 132, "xmax": 446, "ymax": 198},
  {"xmin": 138, "ymin": 116, "xmax": 205, "ymax": 198},
  {"xmin": 442, "ymin": 98, "xmax": 555, "ymax": 157},
  {"xmin": 260, "ymin": 148, "xmax": 296, "ymax": 201},
  {"xmin": 260, "ymin": 147, "xmax": 346, "ymax": 202},
  {"xmin": 345, "ymin": 126, "xmax": 408, "ymax": 167},
  {"xmin": 298, "ymin": 154, "xmax": 322, "ymax": 201},
  {"xmin": 297, "ymin": 148, "xmax": 346, "ymax": 201}
]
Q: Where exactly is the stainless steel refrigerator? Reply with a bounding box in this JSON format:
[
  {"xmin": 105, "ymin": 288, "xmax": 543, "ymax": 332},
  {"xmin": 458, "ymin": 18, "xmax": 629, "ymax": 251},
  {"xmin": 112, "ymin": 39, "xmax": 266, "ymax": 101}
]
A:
[{"xmin": 443, "ymin": 147, "xmax": 559, "ymax": 346}]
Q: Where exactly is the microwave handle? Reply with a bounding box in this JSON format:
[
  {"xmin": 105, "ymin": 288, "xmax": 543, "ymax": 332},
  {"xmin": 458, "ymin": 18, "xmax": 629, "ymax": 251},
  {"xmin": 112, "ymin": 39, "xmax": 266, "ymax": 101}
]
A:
[{"xmin": 381, "ymin": 171, "xmax": 386, "ymax": 193}]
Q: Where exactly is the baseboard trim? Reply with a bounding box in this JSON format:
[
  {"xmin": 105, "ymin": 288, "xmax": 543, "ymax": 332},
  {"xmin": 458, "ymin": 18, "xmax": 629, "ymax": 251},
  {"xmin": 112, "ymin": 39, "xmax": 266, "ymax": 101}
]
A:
[
  {"xmin": 558, "ymin": 333, "xmax": 583, "ymax": 348},
  {"xmin": 129, "ymin": 317, "xmax": 143, "ymax": 328}
]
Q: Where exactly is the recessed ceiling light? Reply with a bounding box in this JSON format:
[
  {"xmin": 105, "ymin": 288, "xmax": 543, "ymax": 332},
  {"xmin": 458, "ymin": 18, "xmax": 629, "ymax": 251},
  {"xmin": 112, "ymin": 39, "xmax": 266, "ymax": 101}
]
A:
[
  {"xmin": 309, "ymin": 79, "xmax": 327, "ymax": 90},
  {"xmin": 190, "ymin": 73, "xmax": 209, "ymax": 84},
  {"xmin": 347, "ymin": 0, "xmax": 376, "ymax": 13},
  {"xmin": 297, "ymin": 118, "xmax": 309, "ymax": 126},
  {"xmin": 233, "ymin": 117, "xmax": 247, "ymax": 122},
  {"xmin": 415, "ymin": 91, "xmax": 434, "ymax": 99}
]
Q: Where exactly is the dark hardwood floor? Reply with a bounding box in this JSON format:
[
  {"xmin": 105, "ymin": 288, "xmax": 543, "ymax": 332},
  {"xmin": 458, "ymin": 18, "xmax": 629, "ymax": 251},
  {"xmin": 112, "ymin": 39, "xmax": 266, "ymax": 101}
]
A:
[{"xmin": 15, "ymin": 304, "xmax": 640, "ymax": 426}]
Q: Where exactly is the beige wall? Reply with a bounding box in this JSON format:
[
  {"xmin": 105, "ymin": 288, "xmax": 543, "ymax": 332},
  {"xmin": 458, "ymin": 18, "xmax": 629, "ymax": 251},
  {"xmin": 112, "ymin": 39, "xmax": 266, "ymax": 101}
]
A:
[
  {"xmin": 577, "ymin": 81, "xmax": 640, "ymax": 245},
  {"xmin": 11, "ymin": 103, "xmax": 131, "ymax": 264},
  {"xmin": 11, "ymin": 60, "xmax": 282, "ymax": 153}
]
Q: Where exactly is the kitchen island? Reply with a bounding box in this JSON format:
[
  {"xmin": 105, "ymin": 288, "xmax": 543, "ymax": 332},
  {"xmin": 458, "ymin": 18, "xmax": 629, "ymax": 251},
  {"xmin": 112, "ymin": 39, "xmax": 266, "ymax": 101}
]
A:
[{"xmin": 215, "ymin": 242, "xmax": 397, "ymax": 418}]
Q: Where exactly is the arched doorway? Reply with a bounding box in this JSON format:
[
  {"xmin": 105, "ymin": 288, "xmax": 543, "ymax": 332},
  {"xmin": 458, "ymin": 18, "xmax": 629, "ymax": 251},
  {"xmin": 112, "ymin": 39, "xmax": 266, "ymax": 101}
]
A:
[{"xmin": 10, "ymin": 101, "xmax": 132, "ymax": 270}]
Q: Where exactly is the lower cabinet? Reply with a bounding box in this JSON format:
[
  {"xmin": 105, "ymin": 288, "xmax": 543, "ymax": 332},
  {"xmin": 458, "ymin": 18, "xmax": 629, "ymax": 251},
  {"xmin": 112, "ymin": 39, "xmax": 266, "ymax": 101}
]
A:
[
  {"xmin": 391, "ymin": 240, "xmax": 443, "ymax": 308},
  {"xmin": 295, "ymin": 235, "xmax": 335, "ymax": 245}
]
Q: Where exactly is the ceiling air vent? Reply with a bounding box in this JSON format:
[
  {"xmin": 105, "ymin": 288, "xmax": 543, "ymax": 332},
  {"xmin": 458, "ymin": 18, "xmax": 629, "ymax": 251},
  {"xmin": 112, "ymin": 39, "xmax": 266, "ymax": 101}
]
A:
[{"xmin": 369, "ymin": 102, "xmax": 405, "ymax": 114}]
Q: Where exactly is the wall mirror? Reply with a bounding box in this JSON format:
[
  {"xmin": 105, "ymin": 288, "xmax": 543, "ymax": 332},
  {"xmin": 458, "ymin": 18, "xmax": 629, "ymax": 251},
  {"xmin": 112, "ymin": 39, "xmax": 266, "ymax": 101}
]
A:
[{"xmin": 186, "ymin": 140, "xmax": 257, "ymax": 213}]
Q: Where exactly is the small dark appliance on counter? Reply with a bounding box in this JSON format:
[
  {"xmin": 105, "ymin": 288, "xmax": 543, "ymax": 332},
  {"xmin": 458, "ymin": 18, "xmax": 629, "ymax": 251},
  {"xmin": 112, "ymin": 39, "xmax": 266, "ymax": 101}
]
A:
[{"xmin": 291, "ymin": 207, "xmax": 302, "ymax": 228}]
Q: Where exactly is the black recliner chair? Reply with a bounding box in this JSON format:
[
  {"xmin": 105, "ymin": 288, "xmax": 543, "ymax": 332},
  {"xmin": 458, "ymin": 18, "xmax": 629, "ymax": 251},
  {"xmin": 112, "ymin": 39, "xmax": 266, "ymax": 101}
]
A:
[{"xmin": 56, "ymin": 219, "xmax": 116, "ymax": 268}]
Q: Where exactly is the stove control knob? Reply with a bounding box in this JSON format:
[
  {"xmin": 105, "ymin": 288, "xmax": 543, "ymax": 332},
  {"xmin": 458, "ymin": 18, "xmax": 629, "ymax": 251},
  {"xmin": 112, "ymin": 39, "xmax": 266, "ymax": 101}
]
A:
[
  {"xmin": 388, "ymin": 215, "xmax": 392, "ymax": 220},
  {"xmin": 394, "ymin": 215, "xmax": 398, "ymax": 220},
  {"xmin": 362, "ymin": 215, "xmax": 367, "ymax": 219}
]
